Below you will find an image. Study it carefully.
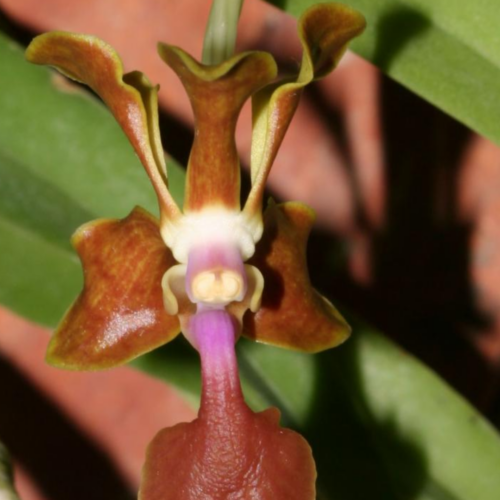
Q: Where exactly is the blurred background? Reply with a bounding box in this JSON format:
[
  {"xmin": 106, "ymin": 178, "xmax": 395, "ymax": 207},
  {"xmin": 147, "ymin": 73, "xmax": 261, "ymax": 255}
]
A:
[{"xmin": 1, "ymin": 0, "xmax": 500, "ymax": 498}]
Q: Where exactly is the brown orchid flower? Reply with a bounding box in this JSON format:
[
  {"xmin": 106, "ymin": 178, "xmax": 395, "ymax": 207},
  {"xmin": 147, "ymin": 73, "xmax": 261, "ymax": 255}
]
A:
[{"xmin": 26, "ymin": 3, "xmax": 365, "ymax": 498}]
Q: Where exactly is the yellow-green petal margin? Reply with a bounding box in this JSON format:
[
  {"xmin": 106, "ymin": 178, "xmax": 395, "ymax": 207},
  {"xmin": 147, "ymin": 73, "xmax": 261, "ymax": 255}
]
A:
[
  {"xmin": 26, "ymin": 32, "xmax": 181, "ymax": 222},
  {"xmin": 244, "ymin": 3, "xmax": 366, "ymax": 224}
]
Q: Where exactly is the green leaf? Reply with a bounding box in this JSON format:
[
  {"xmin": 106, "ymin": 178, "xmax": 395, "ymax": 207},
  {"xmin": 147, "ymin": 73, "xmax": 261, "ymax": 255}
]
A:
[
  {"xmin": 269, "ymin": 0, "xmax": 500, "ymax": 145},
  {"xmin": 1, "ymin": 25, "xmax": 500, "ymax": 500},
  {"xmin": 137, "ymin": 322, "xmax": 500, "ymax": 500},
  {"xmin": 338, "ymin": 322, "xmax": 500, "ymax": 500},
  {"xmin": 0, "ymin": 32, "xmax": 184, "ymax": 325},
  {"xmin": 0, "ymin": 442, "xmax": 20, "ymax": 500}
]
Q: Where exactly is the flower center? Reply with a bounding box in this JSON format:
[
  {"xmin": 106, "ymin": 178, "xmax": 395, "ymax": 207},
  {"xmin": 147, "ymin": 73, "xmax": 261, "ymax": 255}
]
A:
[
  {"xmin": 191, "ymin": 269, "xmax": 245, "ymax": 304},
  {"xmin": 185, "ymin": 243, "xmax": 248, "ymax": 310}
]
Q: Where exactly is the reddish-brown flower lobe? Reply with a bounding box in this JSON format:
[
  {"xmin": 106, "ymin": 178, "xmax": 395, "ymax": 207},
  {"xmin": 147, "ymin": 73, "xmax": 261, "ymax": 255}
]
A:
[
  {"xmin": 246, "ymin": 201, "xmax": 351, "ymax": 351},
  {"xmin": 158, "ymin": 45, "xmax": 277, "ymax": 212},
  {"xmin": 47, "ymin": 208, "xmax": 180, "ymax": 369}
]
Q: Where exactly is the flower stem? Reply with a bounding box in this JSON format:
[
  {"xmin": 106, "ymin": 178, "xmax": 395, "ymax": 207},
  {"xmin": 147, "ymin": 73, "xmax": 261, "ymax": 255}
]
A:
[{"xmin": 202, "ymin": 0, "xmax": 244, "ymax": 65}]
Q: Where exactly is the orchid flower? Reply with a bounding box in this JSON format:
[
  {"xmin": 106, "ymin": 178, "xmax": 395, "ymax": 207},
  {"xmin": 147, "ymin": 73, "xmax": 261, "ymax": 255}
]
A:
[{"xmin": 26, "ymin": 2, "xmax": 365, "ymax": 498}]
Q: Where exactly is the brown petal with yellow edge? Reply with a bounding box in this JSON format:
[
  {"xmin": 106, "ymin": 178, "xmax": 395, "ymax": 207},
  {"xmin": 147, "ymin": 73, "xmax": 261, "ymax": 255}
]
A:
[
  {"xmin": 47, "ymin": 207, "xmax": 180, "ymax": 370},
  {"xmin": 26, "ymin": 32, "xmax": 180, "ymax": 221},
  {"xmin": 244, "ymin": 201, "xmax": 351, "ymax": 352},
  {"xmin": 244, "ymin": 3, "xmax": 366, "ymax": 221},
  {"xmin": 158, "ymin": 45, "xmax": 277, "ymax": 212}
]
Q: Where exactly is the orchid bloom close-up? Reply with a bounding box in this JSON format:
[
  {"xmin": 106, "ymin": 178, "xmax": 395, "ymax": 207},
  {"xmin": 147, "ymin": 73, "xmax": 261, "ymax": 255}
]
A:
[{"xmin": 25, "ymin": 2, "xmax": 365, "ymax": 498}]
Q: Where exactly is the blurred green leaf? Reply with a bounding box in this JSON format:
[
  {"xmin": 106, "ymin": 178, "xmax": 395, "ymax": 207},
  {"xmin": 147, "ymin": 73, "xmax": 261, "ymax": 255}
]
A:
[
  {"xmin": 1, "ymin": 23, "xmax": 500, "ymax": 500},
  {"xmin": 0, "ymin": 442, "xmax": 20, "ymax": 500},
  {"xmin": 0, "ymin": 32, "xmax": 184, "ymax": 325},
  {"xmin": 269, "ymin": 0, "xmax": 500, "ymax": 145},
  {"xmin": 138, "ymin": 324, "xmax": 500, "ymax": 500}
]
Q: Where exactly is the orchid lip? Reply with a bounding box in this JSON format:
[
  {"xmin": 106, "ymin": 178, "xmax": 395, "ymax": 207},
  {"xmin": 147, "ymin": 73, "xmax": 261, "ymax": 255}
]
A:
[{"xmin": 160, "ymin": 207, "xmax": 262, "ymax": 264}]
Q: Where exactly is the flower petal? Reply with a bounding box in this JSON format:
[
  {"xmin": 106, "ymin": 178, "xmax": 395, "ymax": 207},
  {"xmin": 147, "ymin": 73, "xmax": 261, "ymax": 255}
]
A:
[
  {"xmin": 26, "ymin": 32, "xmax": 180, "ymax": 221},
  {"xmin": 158, "ymin": 45, "xmax": 277, "ymax": 212},
  {"xmin": 245, "ymin": 201, "xmax": 351, "ymax": 352},
  {"xmin": 140, "ymin": 309, "xmax": 316, "ymax": 500},
  {"xmin": 243, "ymin": 3, "xmax": 366, "ymax": 224},
  {"xmin": 47, "ymin": 207, "xmax": 180, "ymax": 370}
]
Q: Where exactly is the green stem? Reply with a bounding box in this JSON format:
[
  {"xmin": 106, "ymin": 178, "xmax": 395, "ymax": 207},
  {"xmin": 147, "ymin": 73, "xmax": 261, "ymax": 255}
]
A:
[{"xmin": 202, "ymin": 0, "xmax": 244, "ymax": 65}]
